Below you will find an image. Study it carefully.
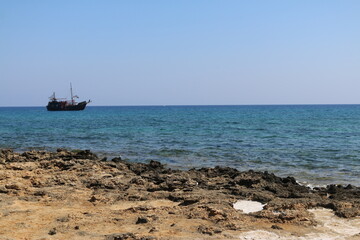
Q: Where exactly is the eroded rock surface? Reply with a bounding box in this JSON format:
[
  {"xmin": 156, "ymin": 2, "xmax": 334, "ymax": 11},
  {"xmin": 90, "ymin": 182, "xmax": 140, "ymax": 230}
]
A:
[{"xmin": 0, "ymin": 149, "xmax": 359, "ymax": 239}]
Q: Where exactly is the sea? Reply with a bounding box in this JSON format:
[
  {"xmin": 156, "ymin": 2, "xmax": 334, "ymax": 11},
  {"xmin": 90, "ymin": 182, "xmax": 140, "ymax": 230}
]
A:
[{"xmin": 1, "ymin": 105, "xmax": 360, "ymax": 187}]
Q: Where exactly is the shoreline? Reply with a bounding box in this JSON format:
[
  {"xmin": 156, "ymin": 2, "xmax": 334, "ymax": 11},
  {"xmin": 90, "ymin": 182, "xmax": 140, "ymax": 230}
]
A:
[
  {"xmin": 1, "ymin": 148, "xmax": 360, "ymax": 239},
  {"xmin": 5, "ymin": 147, "xmax": 359, "ymax": 188}
]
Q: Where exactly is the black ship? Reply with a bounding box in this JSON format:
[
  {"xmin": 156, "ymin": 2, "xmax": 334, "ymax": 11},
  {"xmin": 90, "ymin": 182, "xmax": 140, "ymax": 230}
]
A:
[{"xmin": 47, "ymin": 84, "xmax": 91, "ymax": 111}]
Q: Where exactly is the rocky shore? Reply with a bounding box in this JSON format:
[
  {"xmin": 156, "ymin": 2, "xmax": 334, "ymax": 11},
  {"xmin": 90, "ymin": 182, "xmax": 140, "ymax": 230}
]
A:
[{"xmin": 0, "ymin": 149, "xmax": 360, "ymax": 239}]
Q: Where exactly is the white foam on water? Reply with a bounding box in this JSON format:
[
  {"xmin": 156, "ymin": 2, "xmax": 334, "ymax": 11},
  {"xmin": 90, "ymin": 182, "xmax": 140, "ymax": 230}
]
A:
[
  {"xmin": 233, "ymin": 200, "xmax": 266, "ymax": 213},
  {"xmin": 238, "ymin": 208, "xmax": 360, "ymax": 240},
  {"xmin": 296, "ymin": 180, "xmax": 327, "ymax": 190}
]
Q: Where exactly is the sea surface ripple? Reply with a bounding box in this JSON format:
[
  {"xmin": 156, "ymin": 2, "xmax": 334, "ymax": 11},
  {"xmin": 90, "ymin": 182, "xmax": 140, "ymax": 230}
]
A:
[{"xmin": 1, "ymin": 105, "xmax": 360, "ymax": 186}]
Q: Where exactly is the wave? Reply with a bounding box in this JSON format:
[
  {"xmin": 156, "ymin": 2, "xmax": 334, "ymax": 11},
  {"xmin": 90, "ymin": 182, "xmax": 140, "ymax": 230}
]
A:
[{"xmin": 150, "ymin": 148, "xmax": 193, "ymax": 157}]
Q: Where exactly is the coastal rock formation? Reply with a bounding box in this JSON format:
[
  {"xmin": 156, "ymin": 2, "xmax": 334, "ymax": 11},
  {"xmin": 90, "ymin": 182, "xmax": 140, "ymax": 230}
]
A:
[{"xmin": 0, "ymin": 149, "xmax": 359, "ymax": 239}]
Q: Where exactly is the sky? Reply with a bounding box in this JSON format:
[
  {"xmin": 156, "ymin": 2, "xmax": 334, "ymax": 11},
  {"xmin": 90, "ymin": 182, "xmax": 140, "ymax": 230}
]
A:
[{"xmin": 1, "ymin": 0, "xmax": 360, "ymax": 106}]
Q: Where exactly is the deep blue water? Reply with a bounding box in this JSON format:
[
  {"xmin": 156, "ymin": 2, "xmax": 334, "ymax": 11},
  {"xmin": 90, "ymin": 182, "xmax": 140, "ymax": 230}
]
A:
[{"xmin": 1, "ymin": 105, "xmax": 360, "ymax": 186}]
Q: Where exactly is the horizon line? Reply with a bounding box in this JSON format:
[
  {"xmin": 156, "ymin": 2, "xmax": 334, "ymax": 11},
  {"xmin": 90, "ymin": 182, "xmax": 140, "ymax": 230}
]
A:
[{"xmin": 1, "ymin": 103, "xmax": 360, "ymax": 108}]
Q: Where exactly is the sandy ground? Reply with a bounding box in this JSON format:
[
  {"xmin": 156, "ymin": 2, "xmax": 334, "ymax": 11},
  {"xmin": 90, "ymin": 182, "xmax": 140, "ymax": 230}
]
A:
[{"xmin": 1, "ymin": 149, "xmax": 360, "ymax": 240}]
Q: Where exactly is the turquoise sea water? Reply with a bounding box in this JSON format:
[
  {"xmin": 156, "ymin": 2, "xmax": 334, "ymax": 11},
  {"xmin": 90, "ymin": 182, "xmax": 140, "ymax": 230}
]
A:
[{"xmin": 1, "ymin": 105, "xmax": 360, "ymax": 186}]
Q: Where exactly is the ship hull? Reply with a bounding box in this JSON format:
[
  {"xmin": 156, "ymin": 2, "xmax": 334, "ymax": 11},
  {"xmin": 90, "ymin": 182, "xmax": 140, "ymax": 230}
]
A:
[{"xmin": 46, "ymin": 101, "xmax": 88, "ymax": 111}]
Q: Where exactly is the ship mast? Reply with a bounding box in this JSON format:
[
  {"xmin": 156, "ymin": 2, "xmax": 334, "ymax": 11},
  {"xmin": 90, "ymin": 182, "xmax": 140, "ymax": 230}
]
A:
[
  {"xmin": 49, "ymin": 92, "xmax": 56, "ymax": 101},
  {"xmin": 70, "ymin": 83, "xmax": 74, "ymax": 105}
]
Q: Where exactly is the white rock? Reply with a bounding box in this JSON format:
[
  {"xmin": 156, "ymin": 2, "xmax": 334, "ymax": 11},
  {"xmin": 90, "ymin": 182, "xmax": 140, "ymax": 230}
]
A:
[
  {"xmin": 233, "ymin": 200, "xmax": 266, "ymax": 213},
  {"xmin": 238, "ymin": 208, "xmax": 360, "ymax": 240}
]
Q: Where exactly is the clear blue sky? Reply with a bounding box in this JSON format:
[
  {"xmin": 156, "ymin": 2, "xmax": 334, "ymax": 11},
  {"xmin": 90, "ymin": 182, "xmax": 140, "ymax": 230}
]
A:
[{"xmin": 1, "ymin": 0, "xmax": 359, "ymax": 106}]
